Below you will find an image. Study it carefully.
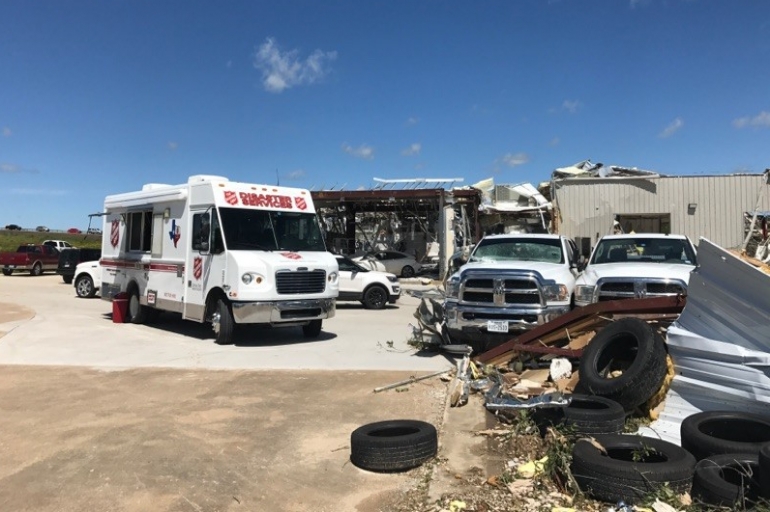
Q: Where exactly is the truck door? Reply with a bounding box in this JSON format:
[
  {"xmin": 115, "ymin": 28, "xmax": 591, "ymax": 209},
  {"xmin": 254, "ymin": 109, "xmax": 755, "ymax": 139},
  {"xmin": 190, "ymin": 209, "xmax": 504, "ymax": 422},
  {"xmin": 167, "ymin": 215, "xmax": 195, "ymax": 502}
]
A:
[{"xmin": 183, "ymin": 209, "xmax": 226, "ymax": 322}]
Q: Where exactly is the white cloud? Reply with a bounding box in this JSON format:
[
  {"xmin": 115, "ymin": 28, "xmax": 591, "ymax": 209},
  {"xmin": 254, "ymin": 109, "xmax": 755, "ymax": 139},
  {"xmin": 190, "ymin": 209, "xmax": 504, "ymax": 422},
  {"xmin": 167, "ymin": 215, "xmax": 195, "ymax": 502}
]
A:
[
  {"xmin": 0, "ymin": 163, "xmax": 38, "ymax": 174},
  {"xmin": 401, "ymin": 143, "xmax": 421, "ymax": 156},
  {"xmin": 287, "ymin": 169, "xmax": 306, "ymax": 180},
  {"xmin": 549, "ymin": 137, "xmax": 560, "ymax": 147},
  {"xmin": 2, "ymin": 127, "xmax": 11, "ymax": 137},
  {"xmin": 167, "ymin": 141, "xmax": 178, "ymax": 151},
  {"xmin": 630, "ymin": 0, "xmax": 652, "ymax": 8},
  {"xmin": 562, "ymin": 100, "xmax": 582, "ymax": 114},
  {"xmin": 659, "ymin": 117, "xmax": 684, "ymax": 138},
  {"xmin": 732, "ymin": 111, "xmax": 770, "ymax": 129},
  {"xmin": 341, "ymin": 143, "xmax": 374, "ymax": 160},
  {"xmin": 406, "ymin": 117, "xmax": 419, "ymax": 126},
  {"xmin": 500, "ymin": 152, "xmax": 530, "ymax": 167},
  {"xmin": 10, "ymin": 188, "xmax": 67, "ymax": 196},
  {"xmin": 253, "ymin": 37, "xmax": 337, "ymax": 93}
]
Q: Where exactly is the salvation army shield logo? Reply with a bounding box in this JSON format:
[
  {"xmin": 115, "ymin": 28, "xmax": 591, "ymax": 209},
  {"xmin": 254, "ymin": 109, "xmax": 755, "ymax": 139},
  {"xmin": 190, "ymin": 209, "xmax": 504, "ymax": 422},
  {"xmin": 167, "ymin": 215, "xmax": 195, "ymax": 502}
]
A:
[
  {"xmin": 224, "ymin": 190, "xmax": 238, "ymax": 205},
  {"xmin": 110, "ymin": 219, "xmax": 120, "ymax": 248},
  {"xmin": 280, "ymin": 252, "xmax": 302, "ymax": 260},
  {"xmin": 294, "ymin": 196, "xmax": 307, "ymax": 210},
  {"xmin": 193, "ymin": 256, "xmax": 203, "ymax": 280}
]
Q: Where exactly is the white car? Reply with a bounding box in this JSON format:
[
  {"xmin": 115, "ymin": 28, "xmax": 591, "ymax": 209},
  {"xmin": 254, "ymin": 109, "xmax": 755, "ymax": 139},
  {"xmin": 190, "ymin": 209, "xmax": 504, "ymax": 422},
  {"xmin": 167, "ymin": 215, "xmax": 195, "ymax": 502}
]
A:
[
  {"xmin": 336, "ymin": 255, "xmax": 401, "ymax": 309},
  {"xmin": 43, "ymin": 240, "xmax": 74, "ymax": 252},
  {"xmin": 352, "ymin": 250, "xmax": 423, "ymax": 278},
  {"xmin": 73, "ymin": 260, "xmax": 101, "ymax": 298},
  {"xmin": 574, "ymin": 233, "xmax": 697, "ymax": 306}
]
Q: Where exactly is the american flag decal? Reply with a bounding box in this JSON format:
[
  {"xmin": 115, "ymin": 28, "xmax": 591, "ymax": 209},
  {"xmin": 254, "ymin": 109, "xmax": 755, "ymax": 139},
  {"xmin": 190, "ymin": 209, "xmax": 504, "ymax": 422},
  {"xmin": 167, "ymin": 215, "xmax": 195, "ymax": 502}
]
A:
[
  {"xmin": 224, "ymin": 190, "xmax": 238, "ymax": 205},
  {"xmin": 294, "ymin": 196, "xmax": 307, "ymax": 210},
  {"xmin": 110, "ymin": 220, "xmax": 120, "ymax": 248},
  {"xmin": 193, "ymin": 256, "xmax": 203, "ymax": 280}
]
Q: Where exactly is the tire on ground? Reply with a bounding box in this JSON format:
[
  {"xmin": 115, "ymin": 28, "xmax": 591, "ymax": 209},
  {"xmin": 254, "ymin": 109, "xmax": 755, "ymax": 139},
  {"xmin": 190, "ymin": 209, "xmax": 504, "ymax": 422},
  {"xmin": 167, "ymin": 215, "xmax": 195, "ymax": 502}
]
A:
[
  {"xmin": 680, "ymin": 410, "xmax": 770, "ymax": 461},
  {"xmin": 691, "ymin": 453, "xmax": 761, "ymax": 508},
  {"xmin": 533, "ymin": 394, "xmax": 625, "ymax": 436},
  {"xmin": 570, "ymin": 434, "xmax": 696, "ymax": 504},
  {"xmin": 350, "ymin": 419, "xmax": 437, "ymax": 472},
  {"xmin": 578, "ymin": 318, "xmax": 667, "ymax": 411}
]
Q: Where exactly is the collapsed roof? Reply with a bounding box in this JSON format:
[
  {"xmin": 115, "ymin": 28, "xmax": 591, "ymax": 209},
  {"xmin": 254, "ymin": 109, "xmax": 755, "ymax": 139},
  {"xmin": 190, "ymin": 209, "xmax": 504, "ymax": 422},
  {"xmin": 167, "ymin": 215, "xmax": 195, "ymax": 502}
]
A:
[{"xmin": 552, "ymin": 159, "xmax": 662, "ymax": 179}]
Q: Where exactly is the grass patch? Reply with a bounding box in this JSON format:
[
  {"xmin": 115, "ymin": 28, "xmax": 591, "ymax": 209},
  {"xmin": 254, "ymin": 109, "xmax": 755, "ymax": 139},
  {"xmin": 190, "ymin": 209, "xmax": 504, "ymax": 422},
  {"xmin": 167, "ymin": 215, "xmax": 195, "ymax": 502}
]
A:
[{"xmin": 0, "ymin": 231, "xmax": 101, "ymax": 253}]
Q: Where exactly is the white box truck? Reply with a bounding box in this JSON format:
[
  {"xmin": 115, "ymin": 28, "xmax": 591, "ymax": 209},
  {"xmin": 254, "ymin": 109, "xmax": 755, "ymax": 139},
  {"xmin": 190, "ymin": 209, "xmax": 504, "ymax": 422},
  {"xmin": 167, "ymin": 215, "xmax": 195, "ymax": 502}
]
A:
[{"xmin": 100, "ymin": 175, "xmax": 339, "ymax": 344}]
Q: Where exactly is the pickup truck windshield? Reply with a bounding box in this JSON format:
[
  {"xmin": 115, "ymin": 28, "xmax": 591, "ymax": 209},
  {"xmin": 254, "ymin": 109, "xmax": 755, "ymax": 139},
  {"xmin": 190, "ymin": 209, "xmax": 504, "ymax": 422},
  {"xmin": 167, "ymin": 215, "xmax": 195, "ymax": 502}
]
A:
[
  {"xmin": 469, "ymin": 238, "xmax": 564, "ymax": 264},
  {"xmin": 218, "ymin": 207, "xmax": 327, "ymax": 252},
  {"xmin": 591, "ymin": 237, "xmax": 697, "ymax": 265}
]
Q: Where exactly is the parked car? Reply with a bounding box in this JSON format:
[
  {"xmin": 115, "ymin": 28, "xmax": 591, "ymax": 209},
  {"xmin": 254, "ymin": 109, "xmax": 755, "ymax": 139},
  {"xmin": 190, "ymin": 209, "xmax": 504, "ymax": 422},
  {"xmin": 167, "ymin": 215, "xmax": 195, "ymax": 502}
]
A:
[
  {"xmin": 352, "ymin": 250, "xmax": 424, "ymax": 278},
  {"xmin": 67, "ymin": 228, "xmax": 82, "ymax": 234},
  {"xmin": 335, "ymin": 255, "xmax": 400, "ymax": 309},
  {"xmin": 36, "ymin": 226, "xmax": 50, "ymax": 232},
  {"xmin": 43, "ymin": 240, "xmax": 74, "ymax": 252},
  {"xmin": 73, "ymin": 260, "xmax": 101, "ymax": 298},
  {"xmin": 4, "ymin": 224, "xmax": 22, "ymax": 231},
  {"xmin": 0, "ymin": 244, "xmax": 60, "ymax": 276},
  {"xmin": 57, "ymin": 248, "xmax": 102, "ymax": 284}
]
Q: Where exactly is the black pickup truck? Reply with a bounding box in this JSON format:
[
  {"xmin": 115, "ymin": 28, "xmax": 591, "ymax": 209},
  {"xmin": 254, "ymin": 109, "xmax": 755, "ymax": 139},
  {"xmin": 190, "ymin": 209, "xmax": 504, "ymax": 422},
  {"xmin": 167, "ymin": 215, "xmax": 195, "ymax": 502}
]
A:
[{"xmin": 57, "ymin": 248, "xmax": 102, "ymax": 284}]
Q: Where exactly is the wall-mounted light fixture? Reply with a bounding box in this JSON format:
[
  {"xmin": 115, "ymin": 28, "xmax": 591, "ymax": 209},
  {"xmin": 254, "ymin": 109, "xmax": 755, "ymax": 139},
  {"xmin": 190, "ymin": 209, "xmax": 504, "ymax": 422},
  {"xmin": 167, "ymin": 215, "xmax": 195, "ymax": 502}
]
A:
[
  {"xmin": 163, "ymin": 208, "xmax": 171, "ymax": 219},
  {"xmin": 687, "ymin": 203, "xmax": 697, "ymax": 215}
]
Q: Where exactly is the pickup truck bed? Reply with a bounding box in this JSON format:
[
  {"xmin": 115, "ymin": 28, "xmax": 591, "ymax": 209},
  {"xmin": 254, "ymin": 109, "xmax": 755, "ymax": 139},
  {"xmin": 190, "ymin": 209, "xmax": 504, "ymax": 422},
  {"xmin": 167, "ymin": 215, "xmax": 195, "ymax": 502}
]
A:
[{"xmin": 0, "ymin": 244, "xmax": 61, "ymax": 276}]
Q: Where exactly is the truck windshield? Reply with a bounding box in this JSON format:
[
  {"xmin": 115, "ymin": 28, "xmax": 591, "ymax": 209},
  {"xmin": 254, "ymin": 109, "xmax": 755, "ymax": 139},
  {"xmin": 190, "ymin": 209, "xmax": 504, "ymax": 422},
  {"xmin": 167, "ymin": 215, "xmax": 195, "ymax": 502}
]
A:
[
  {"xmin": 469, "ymin": 238, "xmax": 564, "ymax": 264},
  {"xmin": 218, "ymin": 207, "xmax": 327, "ymax": 252},
  {"xmin": 591, "ymin": 237, "xmax": 697, "ymax": 265}
]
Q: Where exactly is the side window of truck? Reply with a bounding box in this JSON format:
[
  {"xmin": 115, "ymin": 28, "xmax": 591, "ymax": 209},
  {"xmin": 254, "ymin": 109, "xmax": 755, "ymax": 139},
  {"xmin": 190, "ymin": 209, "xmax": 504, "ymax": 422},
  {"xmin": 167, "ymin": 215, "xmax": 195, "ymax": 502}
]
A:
[
  {"xmin": 127, "ymin": 210, "xmax": 153, "ymax": 252},
  {"xmin": 192, "ymin": 212, "xmax": 210, "ymax": 252}
]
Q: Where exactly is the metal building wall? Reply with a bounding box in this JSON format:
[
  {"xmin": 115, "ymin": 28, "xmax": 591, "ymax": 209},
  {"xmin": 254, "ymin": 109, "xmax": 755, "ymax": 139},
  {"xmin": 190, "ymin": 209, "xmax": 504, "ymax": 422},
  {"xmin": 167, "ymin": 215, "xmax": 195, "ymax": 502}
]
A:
[{"xmin": 552, "ymin": 174, "xmax": 770, "ymax": 249}]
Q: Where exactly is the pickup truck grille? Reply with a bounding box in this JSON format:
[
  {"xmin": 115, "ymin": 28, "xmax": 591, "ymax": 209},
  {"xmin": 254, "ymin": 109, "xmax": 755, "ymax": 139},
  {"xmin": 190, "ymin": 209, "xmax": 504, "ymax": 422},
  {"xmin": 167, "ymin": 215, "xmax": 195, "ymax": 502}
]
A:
[
  {"xmin": 597, "ymin": 279, "xmax": 686, "ymax": 301},
  {"xmin": 275, "ymin": 269, "xmax": 326, "ymax": 295},
  {"xmin": 460, "ymin": 274, "xmax": 543, "ymax": 306}
]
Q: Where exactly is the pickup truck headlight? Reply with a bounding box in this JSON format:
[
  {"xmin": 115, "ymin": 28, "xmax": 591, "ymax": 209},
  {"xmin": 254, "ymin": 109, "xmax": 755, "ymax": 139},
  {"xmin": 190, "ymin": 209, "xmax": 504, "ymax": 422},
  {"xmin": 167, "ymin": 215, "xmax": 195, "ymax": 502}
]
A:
[
  {"xmin": 543, "ymin": 283, "xmax": 569, "ymax": 302},
  {"xmin": 328, "ymin": 271, "xmax": 338, "ymax": 284},
  {"xmin": 575, "ymin": 285, "xmax": 596, "ymax": 303},
  {"xmin": 446, "ymin": 275, "xmax": 461, "ymax": 299}
]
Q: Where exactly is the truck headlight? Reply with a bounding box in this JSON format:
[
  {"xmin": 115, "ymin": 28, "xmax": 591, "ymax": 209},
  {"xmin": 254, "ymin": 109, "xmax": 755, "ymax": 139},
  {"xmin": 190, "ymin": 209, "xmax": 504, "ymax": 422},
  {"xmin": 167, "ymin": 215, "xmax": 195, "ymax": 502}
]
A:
[
  {"xmin": 241, "ymin": 273, "xmax": 264, "ymax": 285},
  {"xmin": 328, "ymin": 271, "xmax": 338, "ymax": 284},
  {"xmin": 543, "ymin": 283, "xmax": 569, "ymax": 301},
  {"xmin": 446, "ymin": 275, "xmax": 461, "ymax": 299},
  {"xmin": 575, "ymin": 285, "xmax": 596, "ymax": 303}
]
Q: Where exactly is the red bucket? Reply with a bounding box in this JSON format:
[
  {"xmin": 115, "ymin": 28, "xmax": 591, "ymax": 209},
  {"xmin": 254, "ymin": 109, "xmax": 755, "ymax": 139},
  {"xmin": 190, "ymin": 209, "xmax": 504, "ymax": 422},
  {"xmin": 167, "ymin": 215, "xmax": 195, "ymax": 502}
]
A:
[{"xmin": 112, "ymin": 292, "xmax": 129, "ymax": 324}]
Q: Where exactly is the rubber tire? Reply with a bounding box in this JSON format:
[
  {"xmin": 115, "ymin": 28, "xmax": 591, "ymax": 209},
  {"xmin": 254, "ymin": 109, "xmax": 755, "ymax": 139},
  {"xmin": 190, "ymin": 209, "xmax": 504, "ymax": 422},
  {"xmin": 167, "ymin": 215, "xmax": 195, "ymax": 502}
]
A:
[
  {"xmin": 127, "ymin": 289, "xmax": 148, "ymax": 324},
  {"xmin": 213, "ymin": 298, "xmax": 234, "ymax": 345},
  {"xmin": 400, "ymin": 265, "xmax": 415, "ymax": 278},
  {"xmin": 571, "ymin": 434, "xmax": 696, "ymax": 504},
  {"xmin": 30, "ymin": 262, "xmax": 43, "ymax": 276},
  {"xmin": 75, "ymin": 275, "xmax": 96, "ymax": 298},
  {"xmin": 362, "ymin": 285, "xmax": 388, "ymax": 310},
  {"xmin": 2, "ymin": 268, "xmax": 11, "ymax": 276},
  {"xmin": 62, "ymin": 275, "xmax": 73, "ymax": 284},
  {"xmin": 578, "ymin": 318, "xmax": 667, "ymax": 411},
  {"xmin": 302, "ymin": 319, "xmax": 322, "ymax": 338},
  {"xmin": 533, "ymin": 394, "xmax": 626, "ymax": 436},
  {"xmin": 759, "ymin": 443, "xmax": 770, "ymax": 499},
  {"xmin": 691, "ymin": 453, "xmax": 761, "ymax": 508},
  {"xmin": 680, "ymin": 411, "xmax": 770, "ymax": 461},
  {"xmin": 350, "ymin": 419, "xmax": 438, "ymax": 472}
]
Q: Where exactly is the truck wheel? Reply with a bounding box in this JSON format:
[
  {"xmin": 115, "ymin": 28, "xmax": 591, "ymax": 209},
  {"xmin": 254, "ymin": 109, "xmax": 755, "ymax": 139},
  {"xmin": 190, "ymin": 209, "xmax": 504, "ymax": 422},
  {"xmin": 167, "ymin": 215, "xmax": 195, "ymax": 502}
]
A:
[
  {"xmin": 30, "ymin": 262, "xmax": 43, "ymax": 276},
  {"xmin": 680, "ymin": 411, "xmax": 770, "ymax": 461},
  {"xmin": 350, "ymin": 419, "xmax": 438, "ymax": 472},
  {"xmin": 128, "ymin": 290, "xmax": 148, "ymax": 324},
  {"xmin": 62, "ymin": 275, "xmax": 73, "ymax": 284},
  {"xmin": 213, "ymin": 298, "xmax": 234, "ymax": 345},
  {"xmin": 363, "ymin": 285, "xmax": 388, "ymax": 309},
  {"xmin": 302, "ymin": 319, "xmax": 322, "ymax": 338},
  {"xmin": 691, "ymin": 453, "xmax": 761, "ymax": 508},
  {"xmin": 2, "ymin": 269, "xmax": 11, "ymax": 276},
  {"xmin": 75, "ymin": 275, "xmax": 96, "ymax": 298}
]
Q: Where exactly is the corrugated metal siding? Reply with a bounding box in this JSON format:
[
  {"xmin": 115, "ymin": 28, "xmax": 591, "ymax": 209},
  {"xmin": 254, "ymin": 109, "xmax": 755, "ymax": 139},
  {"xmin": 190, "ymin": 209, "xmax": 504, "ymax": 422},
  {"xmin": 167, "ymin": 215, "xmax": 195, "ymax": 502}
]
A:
[{"xmin": 553, "ymin": 175, "xmax": 770, "ymax": 249}]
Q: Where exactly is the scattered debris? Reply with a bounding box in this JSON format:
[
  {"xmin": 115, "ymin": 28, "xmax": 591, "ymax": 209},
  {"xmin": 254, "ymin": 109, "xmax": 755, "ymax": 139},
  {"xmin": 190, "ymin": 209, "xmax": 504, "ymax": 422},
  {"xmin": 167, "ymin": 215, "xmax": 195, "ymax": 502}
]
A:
[{"xmin": 372, "ymin": 369, "xmax": 450, "ymax": 393}]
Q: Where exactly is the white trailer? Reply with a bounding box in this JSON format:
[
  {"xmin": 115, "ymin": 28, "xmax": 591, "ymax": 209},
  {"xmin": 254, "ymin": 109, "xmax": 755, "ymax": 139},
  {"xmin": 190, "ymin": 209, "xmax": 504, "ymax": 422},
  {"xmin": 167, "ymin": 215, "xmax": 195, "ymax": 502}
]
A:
[{"xmin": 100, "ymin": 175, "xmax": 339, "ymax": 344}]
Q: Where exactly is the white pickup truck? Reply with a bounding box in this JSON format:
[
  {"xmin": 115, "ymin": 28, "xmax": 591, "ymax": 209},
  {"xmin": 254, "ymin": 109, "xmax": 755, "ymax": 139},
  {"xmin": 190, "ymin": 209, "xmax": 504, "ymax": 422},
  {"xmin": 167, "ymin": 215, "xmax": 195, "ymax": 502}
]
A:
[
  {"xmin": 444, "ymin": 234, "xmax": 581, "ymax": 352},
  {"xmin": 574, "ymin": 233, "xmax": 697, "ymax": 307}
]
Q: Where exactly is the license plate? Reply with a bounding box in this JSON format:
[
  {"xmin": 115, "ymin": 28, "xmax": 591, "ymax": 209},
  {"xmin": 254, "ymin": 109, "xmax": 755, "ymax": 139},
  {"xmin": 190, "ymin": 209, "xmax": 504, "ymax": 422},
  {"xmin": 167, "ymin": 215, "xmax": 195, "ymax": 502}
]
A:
[
  {"xmin": 487, "ymin": 320, "xmax": 509, "ymax": 333},
  {"xmin": 64, "ymin": 263, "xmax": 71, "ymax": 267}
]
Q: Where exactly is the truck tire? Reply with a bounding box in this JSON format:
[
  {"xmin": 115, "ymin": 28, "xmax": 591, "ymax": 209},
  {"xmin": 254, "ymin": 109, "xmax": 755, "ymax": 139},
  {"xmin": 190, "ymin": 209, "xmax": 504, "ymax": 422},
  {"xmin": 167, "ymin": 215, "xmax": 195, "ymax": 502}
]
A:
[
  {"xmin": 362, "ymin": 285, "xmax": 388, "ymax": 309},
  {"xmin": 2, "ymin": 268, "xmax": 11, "ymax": 276},
  {"xmin": 680, "ymin": 411, "xmax": 770, "ymax": 461},
  {"xmin": 534, "ymin": 394, "xmax": 626, "ymax": 436},
  {"xmin": 30, "ymin": 262, "xmax": 43, "ymax": 276},
  {"xmin": 62, "ymin": 275, "xmax": 73, "ymax": 284},
  {"xmin": 400, "ymin": 265, "xmax": 415, "ymax": 278},
  {"xmin": 350, "ymin": 419, "xmax": 437, "ymax": 472},
  {"xmin": 691, "ymin": 453, "xmax": 761, "ymax": 508},
  {"xmin": 75, "ymin": 275, "xmax": 96, "ymax": 298},
  {"xmin": 578, "ymin": 318, "xmax": 667, "ymax": 411},
  {"xmin": 302, "ymin": 319, "xmax": 322, "ymax": 338},
  {"xmin": 571, "ymin": 434, "xmax": 696, "ymax": 504},
  {"xmin": 128, "ymin": 289, "xmax": 148, "ymax": 324},
  {"xmin": 213, "ymin": 298, "xmax": 234, "ymax": 345}
]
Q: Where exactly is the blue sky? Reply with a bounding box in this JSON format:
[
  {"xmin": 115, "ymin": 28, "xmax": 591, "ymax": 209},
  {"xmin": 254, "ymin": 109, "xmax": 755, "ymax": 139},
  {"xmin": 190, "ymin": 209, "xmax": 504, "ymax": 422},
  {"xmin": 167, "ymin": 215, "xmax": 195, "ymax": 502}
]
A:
[{"xmin": 1, "ymin": 0, "xmax": 769, "ymax": 230}]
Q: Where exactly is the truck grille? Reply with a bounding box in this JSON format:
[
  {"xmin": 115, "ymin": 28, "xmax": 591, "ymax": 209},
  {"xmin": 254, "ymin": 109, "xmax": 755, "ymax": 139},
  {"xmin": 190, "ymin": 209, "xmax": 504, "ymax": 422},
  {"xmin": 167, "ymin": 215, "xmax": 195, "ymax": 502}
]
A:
[
  {"xmin": 460, "ymin": 274, "xmax": 543, "ymax": 306},
  {"xmin": 597, "ymin": 279, "xmax": 686, "ymax": 301},
  {"xmin": 275, "ymin": 269, "xmax": 326, "ymax": 295}
]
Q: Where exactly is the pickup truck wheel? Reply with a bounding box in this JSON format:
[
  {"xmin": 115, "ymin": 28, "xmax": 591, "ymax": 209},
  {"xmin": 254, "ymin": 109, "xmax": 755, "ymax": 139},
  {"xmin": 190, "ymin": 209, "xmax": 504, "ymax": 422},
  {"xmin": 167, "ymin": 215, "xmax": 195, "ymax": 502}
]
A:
[
  {"xmin": 30, "ymin": 262, "xmax": 43, "ymax": 276},
  {"xmin": 128, "ymin": 290, "xmax": 148, "ymax": 324},
  {"xmin": 75, "ymin": 275, "xmax": 96, "ymax": 298},
  {"xmin": 302, "ymin": 319, "xmax": 322, "ymax": 338},
  {"xmin": 212, "ymin": 298, "xmax": 234, "ymax": 345},
  {"xmin": 363, "ymin": 285, "xmax": 388, "ymax": 309},
  {"xmin": 2, "ymin": 269, "xmax": 11, "ymax": 276},
  {"xmin": 62, "ymin": 275, "xmax": 73, "ymax": 284}
]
